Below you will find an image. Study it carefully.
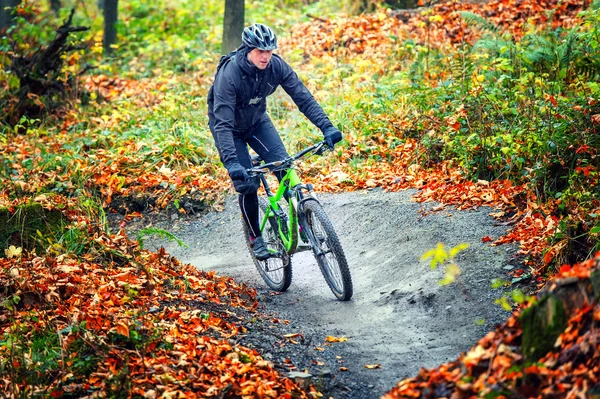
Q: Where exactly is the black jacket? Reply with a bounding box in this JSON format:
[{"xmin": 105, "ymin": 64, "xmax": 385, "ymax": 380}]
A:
[{"xmin": 207, "ymin": 48, "xmax": 334, "ymax": 169}]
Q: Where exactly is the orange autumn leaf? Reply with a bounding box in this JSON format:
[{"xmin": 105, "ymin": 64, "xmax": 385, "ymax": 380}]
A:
[
  {"xmin": 325, "ymin": 335, "xmax": 349, "ymax": 343},
  {"xmin": 544, "ymin": 250, "xmax": 555, "ymax": 265},
  {"xmin": 492, "ymin": 355, "xmax": 513, "ymax": 369},
  {"xmin": 116, "ymin": 322, "xmax": 129, "ymax": 338}
]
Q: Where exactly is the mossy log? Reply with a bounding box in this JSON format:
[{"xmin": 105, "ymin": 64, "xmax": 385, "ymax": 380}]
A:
[
  {"xmin": 0, "ymin": 202, "xmax": 65, "ymax": 256},
  {"xmin": 520, "ymin": 259, "xmax": 600, "ymax": 360}
]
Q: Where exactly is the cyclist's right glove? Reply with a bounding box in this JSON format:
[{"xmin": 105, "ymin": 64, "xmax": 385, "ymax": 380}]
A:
[
  {"xmin": 227, "ymin": 163, "xmax": 249, "ymax": 181},
  {"xmin": 323, "ymin": 126, "xmax": 342, "ymax": 150}
]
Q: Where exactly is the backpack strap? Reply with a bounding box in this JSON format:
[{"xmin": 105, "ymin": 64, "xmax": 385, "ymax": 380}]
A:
[{"xmin": 215, "ymin": 50, "xmax": 238, "ymax": 75}]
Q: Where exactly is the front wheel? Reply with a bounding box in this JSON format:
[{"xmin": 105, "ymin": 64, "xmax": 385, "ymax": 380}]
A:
[
  {"xmin": 302, "ymin": 200, "xmax": 353, "ymax": 301},
  {"xmin": 243, "ymin": 198, "xmax": 292, "ymax": 292}
]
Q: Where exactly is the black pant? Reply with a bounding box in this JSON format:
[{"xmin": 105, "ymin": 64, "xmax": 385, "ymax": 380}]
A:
[{"xmin": 211, "ymin": 114, "xmax": 289, "ymax": 237}]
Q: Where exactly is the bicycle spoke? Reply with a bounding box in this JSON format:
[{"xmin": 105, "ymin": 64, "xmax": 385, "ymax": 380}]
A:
[
  {"xmin": 303, "ymin": 200, "xmax": 353, "ymax": 300},
  {"xmin": 244, "ymin": 197, "xmax": 292, "ymax": 292}
]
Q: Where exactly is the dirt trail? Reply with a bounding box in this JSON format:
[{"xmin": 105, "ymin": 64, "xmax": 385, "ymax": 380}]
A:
[{"xmin": 139, "ymin": 189, "xmax": 516, "ymax": 398}]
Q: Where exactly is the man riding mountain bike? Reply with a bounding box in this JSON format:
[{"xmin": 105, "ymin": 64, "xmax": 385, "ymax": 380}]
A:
[{"xmin": 207, "ymin": 23, "xmax": 342, "ymax": 261}]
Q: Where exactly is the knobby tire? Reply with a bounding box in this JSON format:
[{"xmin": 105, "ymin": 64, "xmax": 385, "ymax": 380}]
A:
[
  {"xmin": 243, "ymin": 198, "xmax": 292, "ymax": 292},
  {"xmin": 302, "ymin": 199, "xmax": 353, "ymax": 301}
]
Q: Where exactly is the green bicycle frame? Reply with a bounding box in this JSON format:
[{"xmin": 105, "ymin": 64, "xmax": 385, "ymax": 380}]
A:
[{"xmin": 259, "ymin": 168, "xmax": 303, "ymax": 253}]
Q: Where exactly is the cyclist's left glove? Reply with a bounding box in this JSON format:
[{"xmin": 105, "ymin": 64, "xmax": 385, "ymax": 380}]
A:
[
  {"xmin": 227, "ymin": 163, "xmax": 249, "ymax": 181},
  {"xmin": 323, "ymin": 126, "xmax": 342, "ymax": 150}
]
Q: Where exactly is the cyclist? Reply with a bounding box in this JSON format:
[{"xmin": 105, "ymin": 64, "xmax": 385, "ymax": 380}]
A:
[{"xmin": 208, "ymin": 23, "xmax": 342, "ymax": 261}]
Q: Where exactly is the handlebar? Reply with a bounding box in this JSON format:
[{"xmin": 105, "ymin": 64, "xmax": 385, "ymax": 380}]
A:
[{"xmin": 246, "ymin": 141, "xmax": 327, "ymax": 176}]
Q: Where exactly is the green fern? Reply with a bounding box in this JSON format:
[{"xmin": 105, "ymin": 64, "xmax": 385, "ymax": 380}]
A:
[
  {"xmin": 137, "ymin": 227, "xmax": 187, "ymax": 250},
  {"xmin": 459, "ymin": 13, "xmax": 516, "ymax": 60},
  {"xmin": 449, "ymin": 49, "xmax": 475, "ymax": 95},
  {"xmin": 574, "ymin": 62, "xmax": 600, "ymax": 80},
  {"xmin": 521, "ymin": 33, "xmax": 555, "ymax": 66},
  {"xmin": 473, "ymin": 37, "xmax": 516, "ymax": 58},
  {"xmin": 459, "ymin": 11, "xmax": 500, "ymax": 34},
  {"xmin": 449, "ymin": 55, "xmax": 474, "ymax": 77},
  {"xmin": 520, "ymin": 29, "xmax": 597, "ymax": 82},
  {"xmin": 558, "ymin": 32, "xmax": 579, "ymax": 67}
]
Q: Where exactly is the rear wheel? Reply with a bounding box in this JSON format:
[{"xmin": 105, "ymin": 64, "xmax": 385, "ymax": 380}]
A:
[
  {"xmin": 243, "ymin": 198, "xmax": 292, "ymax": 292},
  {"xmin": 302, "ymin": 200, "xmax": 353, "ymax": 301}
]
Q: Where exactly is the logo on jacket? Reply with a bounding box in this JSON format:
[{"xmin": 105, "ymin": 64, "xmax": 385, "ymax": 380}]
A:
[{"xmin": 249, "ymin": 96, "xmax": 262, "ymax": 105}]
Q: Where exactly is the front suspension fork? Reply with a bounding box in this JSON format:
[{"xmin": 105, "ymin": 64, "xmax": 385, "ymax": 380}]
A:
[{"xmin": 297, "ymin": 196, "xmax": 325, "ymax": 257}]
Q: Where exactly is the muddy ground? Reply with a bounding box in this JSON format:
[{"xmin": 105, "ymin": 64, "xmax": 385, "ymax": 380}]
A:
[{"xmin": 115, "ymin": 188, "xmax": 519, "ymax": 398}]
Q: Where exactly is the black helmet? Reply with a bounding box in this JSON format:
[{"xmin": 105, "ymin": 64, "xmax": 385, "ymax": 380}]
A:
[{"xmin": 242, "ymin": 23, "xmax": 278, "ymax": 51}]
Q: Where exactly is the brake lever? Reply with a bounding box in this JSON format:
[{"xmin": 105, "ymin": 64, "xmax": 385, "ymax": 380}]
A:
[{"xmin": 314, "ymin": 142, "xmax": 329, "ymax": 156}]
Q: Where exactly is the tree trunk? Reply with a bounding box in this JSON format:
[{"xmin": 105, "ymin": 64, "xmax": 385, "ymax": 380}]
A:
[
  {"xmin": 49, "ymin": 0, "xmax": 60, "ymax": 14},
  {"xmin": 0, "ymin": 0, "xmax": 21, "ymax": 31},
  {"xmin": 102, "ymin": 0, "xmax": 118, "ymax": 56},
  {"xmin": 222, "ymin": 0, "xmax": 244, "ymax": 55}
]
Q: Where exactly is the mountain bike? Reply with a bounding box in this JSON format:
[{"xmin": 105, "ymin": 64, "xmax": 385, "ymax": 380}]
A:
[{"xmin": 242, "ymin": 140, "xmax": 353, "ymax": 301}]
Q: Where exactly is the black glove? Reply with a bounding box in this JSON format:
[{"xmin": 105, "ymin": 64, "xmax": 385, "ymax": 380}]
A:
[
  {"xmin": 227, "ymin": 163, "xmax": 249, "ymax": 181},
  {"xmin": 323, "ymin": 126, "xmax": 342, "ymax": 149}
]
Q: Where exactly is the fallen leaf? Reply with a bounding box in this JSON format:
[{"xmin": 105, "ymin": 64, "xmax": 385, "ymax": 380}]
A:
[
  {"xmin": 158, "ymin": 164, "xmax": 173, "ymax": 176},
  {"xmin": 284, "ymin": 333, "xmax": 300, "ymax": 338},
  {"xmin": 326, "ymin": 336, "xmax": 349, "ymax": 343},
  {"xmin": 4, "ymin": 245, "xmax": 22, "ymax": 259},
  {"xmin": 116, "ymin": 322, "xmax": 129, "ymax": 338}
]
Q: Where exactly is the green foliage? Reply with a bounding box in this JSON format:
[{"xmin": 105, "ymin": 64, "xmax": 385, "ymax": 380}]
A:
[
  {"xmin": 421, "ymin": 242, "xmax": 469, "ymax": 285},
  {"xmin": 494, "ymin": 289, "xmax": 530, "ymax": 311},
  {"xmin": 57, "ymin": 227, "xmax": 90, "ymax": 255},
  {"xmin": 0, "ymin": 202, "xmax": 66, "ymax": 256},
  {"xmin": 137, "ymin": 227, "xmax": 187, "ymax": 250},
  {"xmin": 395, "ymin": 6, "xmax": 600, "ymax": 266},
  {"xmin": 0, "ymin": 319, "xmax": 102, "ymax": 397},
  {"xmin": 0, "ymin": 3, "xmax": 91, "ymax": 128}
]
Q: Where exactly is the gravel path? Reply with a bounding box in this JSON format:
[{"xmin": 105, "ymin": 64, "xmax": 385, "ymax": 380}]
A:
[{"xmin": 133, "ymin": 189, "xmax": 517, "ymax": 398}]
